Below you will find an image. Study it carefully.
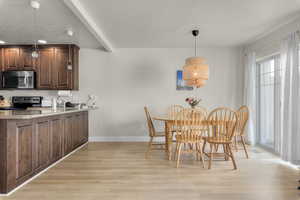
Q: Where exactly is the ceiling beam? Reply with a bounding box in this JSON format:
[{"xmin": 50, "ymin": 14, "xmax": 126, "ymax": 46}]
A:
[{"xmin": 63, "ymin": 0, "xmax": 113, "ymax": 52}]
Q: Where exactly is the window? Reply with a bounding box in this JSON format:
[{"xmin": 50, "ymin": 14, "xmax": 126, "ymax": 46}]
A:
[{"xmin": 256, "ymin": 55, "xmax": 281, "ymax": 153}]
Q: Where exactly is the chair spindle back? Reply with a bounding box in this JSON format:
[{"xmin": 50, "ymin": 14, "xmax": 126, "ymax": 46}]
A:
[
  {"xmin": 144, "ymin": 107, "xmax": 156, "ymax": 137},
  {"xmin": 236, "ymin": 106, "xmax": 249, "ymax": 136},
  {"xmin": 207, "ymin": 107, "xmax": 238, "ymax": 140}
]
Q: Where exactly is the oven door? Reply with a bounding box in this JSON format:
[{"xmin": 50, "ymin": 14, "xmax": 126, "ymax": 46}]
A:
[{"xmin": 2, "ymin": 71, "xmax": 35, "ymax": 89}]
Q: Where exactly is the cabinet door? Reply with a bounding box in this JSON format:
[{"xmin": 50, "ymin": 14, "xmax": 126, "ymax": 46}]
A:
[
  {"xmin": 15, "ymin": 122, "xmax": 34, "ymax": 181},
  {"xmin": 0, "ymin": 48, "xmax": 3, "ymax": 71},
  {"xmin": 35, "ymin": 120, "xmax": 50, "ymax": 170},
  {"xmin": 36, "ymin": 48, "xmax": 54, "ymax": 89},
  {"xmin": 55, "ymin": 47, "xmax": 72, "ymax": 90},
  {"xmin": 71, "ymin": 46, "xmax": 79, "ymax": 90},
  {"xmin": 3, "ymin": 48, "xmax": 20, "ymax": 70},
  {"xmin": 73, "ymin": 114, "xmax": 82, "ymax": 148},
  {"xmin": 63, "ymin": 115, "xmax": 74, "ymax": 155},
  {"xmin": 19, "ymin": 47, "xmax": 36, "ymax": 70},
  {"xmin": 49, "ymin": 118, "xmax": 63, "ymax": 162},
  {"xmin": 83, "ymin": 112, "xmax": 89, "ymax": 143}
]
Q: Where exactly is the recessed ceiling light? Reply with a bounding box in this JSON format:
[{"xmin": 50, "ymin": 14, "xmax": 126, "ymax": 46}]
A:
[
  {"xmin": 38, "ymin": 40, "xmax": 47, "ymax": 44},
  {"xmin": 67, "ymin": 29, "xmax": 74, "ymax": 37},
  {"xmin": 0, "ymin": 40, "xmax": 5, "ymax": 44},
  {"xmin": 30, "ymin": 0, "xmax": 40, "ymax": 10}
]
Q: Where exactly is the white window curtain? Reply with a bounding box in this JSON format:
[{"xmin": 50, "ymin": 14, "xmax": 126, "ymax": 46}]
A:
[
  {"xmin": 280, "ymin": 32, "xmax": 300, "ymax": 165},
  {"xmin": 243, "ymin": 52, "xmax": 257, "ymax": 145}
]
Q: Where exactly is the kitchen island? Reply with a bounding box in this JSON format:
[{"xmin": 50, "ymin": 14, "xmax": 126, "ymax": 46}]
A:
[{"xmin": 0, "ymin": 108, "xmax": 92, "ymax": 194}]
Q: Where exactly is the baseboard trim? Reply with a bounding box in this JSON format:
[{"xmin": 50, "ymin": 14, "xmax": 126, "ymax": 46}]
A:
[
  {"xmin": 89, "ymin": 136, "xmax": 157, "ymax": 142},
  {"xmin": 0, "ymin": 142, "xmax": 88, "ymax": 196}
]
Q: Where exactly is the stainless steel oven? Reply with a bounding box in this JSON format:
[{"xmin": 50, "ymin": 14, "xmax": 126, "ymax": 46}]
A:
[{"xmin": 2, "ymin": 71, "xmax": 36, "ymax": 89}]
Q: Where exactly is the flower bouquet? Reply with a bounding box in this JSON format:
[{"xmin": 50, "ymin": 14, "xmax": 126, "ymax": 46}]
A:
[{"xmin": 185, "ymin": 97, "xmax": 201, "ymax": 108}]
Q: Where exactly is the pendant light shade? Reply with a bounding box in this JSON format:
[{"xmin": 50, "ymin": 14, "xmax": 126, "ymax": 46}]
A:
[
  {"xmin": 182, "ymin": 30, "xmax": 209, "ymax": 88},
  {"xmin": 183, "ymin": 57, "xmax": 209, "ymax": 86}
]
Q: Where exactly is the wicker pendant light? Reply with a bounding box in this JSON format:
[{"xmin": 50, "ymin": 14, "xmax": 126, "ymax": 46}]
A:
[{"xmin": 183, "ymin": 30, "xmax": 209, "ymax": 88}]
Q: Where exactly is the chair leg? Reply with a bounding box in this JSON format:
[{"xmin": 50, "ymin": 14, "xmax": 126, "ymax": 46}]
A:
[
  {"xmin": 197, "ymin": 142, "xmax": 205, "ymax": 168},
  {"xmin": 174, "ymin": 142, "xmax": 179, "ymax": 161},
  {"xmin": 202, "ymin": 139, "xmax": 207, "ymax": 154},
  {"xmin": 223, "ymin": 144, "xmax": 229, "ymax": 161},
  {"xmin": 215, "ymin": 144, "xmax": 219, "ymax": 152},
  {"xmin": 145, "ymin": 137, "xmax": 153, "ymax": 159},
  {"xmin": 227, "ymin": 144, "xmax": 237, "ymax": 170},
  {"xmin": 176, "ymin": 143, "xmax": 183, "ymax": 168},
  {"xmin": 189, "ymin": 143, "xmax": 193, "ymax": 150},
  {"xmin": 241, "ymin": 136, "xmax": 249, "ymax": 159},
  {"xmin": 208, "ymin": 144, "xmax": 214, "ymax": 169},
  {"xmin": 234, "ymin": 135, "xmax": 238, "ymax": 152},
  {"xmin": 168, "ymin": 132, "xmax": 173, "ymax": 160},
  {"xmin": 191, "ymin": 143, "xmax": 198, "ymax": 161}
]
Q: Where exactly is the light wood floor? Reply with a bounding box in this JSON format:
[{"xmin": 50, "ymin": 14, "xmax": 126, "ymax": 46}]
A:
[{"xmin": 1, "ymin": 142, "xmax": 299, "ymax": 200}]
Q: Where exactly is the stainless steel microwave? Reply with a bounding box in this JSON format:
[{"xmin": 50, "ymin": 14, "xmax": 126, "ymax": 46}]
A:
[{"xmin": 2, "ymin": 71, "xmax": 36, "ymax": 89}]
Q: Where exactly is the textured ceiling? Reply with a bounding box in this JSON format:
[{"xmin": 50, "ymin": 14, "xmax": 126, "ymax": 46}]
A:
[
  {"xmin": 79, "ymin": 0, "xmax": 300, "ymax": 48},
  {"xmin": 0, "ymin": 0, "xmax": 300, "ymax": 49},
  {"xmin": 0, "ymin": 0, "xmax": 101, "ymax": 48}
]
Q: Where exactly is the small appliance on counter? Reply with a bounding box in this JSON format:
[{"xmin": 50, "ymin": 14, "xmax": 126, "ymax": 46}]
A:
[
  {"xmin": 12, "ymin": 96, "xmax": 43, "ymax": 109},
  {"xmin": 2, "ymin": 71, "xmax": 36, "ymax": 89}
]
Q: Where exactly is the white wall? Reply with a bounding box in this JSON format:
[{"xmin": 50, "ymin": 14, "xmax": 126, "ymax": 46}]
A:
[
  {"xmin": 0, "ymin": 47, "xmax": 243, "ymax": 141},
  {"xmin": 80, "ymin": 48, "xmax": 243, "ymax": 140}
]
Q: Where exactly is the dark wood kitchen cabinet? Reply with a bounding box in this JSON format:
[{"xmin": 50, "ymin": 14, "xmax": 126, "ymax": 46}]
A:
[
  {"xmin": 1, "ymin": 47, "xmax": 36, "ymax": 71},
  {"xmin": 73, "ymin": 112, "xmax": 89, "ymax": 148},
  {"xmin": 0, "ymin": 111, "xmax": 88, "ymax": 194},
  {"xmin": 63, "ymin": 114, "xmax": 74, "ymax": 155},
  {"xmin": 12, "ymin": 121, "xmax": 35, "ymax": 184},
  {"xmin": 55, "ymin": 47, "xmax": 72, "ymax": 90},
  {"xmin": 49, "ymin": 117, "xmax": 63, "ymax": 162},
  {"xmin": 36, "ymin": 47, "xmax": 54, "ymax": 89},
  {"xmin": 63, "ymin": 112, "xmax": 88, "ymax": 155},
  {"xmin": 35, "ymin": 119, "xmax": 51, "ymax": 171},
  {"xmin": 19, "ymin": 47, "xmax": 36, "ymax": 70},
  {"xmin": 0, "ymin": 44, "xmax": 79, "ymax": 90},
  {"xmin": 3, "ymin": 47, "xmax": 20, "ymax": 70}
]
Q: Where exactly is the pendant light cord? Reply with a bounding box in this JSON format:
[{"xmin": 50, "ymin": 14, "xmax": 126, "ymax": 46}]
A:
[
  {"xmin": 33, "ymin": 7, "xmax": 37, "ymax": 50},
  {"xmin": 194, "ymin": 35, "xmax": 197, "ymax": 57}
]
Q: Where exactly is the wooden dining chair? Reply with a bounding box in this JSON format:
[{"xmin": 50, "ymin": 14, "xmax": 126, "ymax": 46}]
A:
[
  {"xmin": 167, "ymin": 105, "xmax": 184, "ymax": 119},
  {"xmin": 144, "ymin": 107, "xmax": 166, "ymax": 159},
  {"xmin": 234, "ymin": 105, "xmax": 249, "ymax": 158},
  {"xmin": 195, "ymin": 105, "xmax": 208, "ymax": 116},
  {"xmin": 194, "ymin": 106, "xmax": 209, "ymax": 136},
  {"xmin": 174, "ymin": 108, "xmax": 206, "ymax": 168},
  {"xmin": 203, "ymin": 107, "xmax": 238, "ymax": 169},
  {"xmin": 167, "ymin": 104, "xmax": 184, "ymax": 136}
]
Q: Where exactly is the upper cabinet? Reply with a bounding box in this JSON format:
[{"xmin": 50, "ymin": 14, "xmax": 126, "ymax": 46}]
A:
[
  {"xmin": 54, "ymin": 46, "xmax": 72, "ymax": 90},
  {"xmin": 1, "ymin": 47, "xmax": 36, "ymax": 71},
  {"xmin": 0, "ymin": 44, "xmax": 79, "ymax": 90},
  {"xmin": 3, "ymin": 47, "xmax": 20, "ymax": 70},
  {"xmin": 20, "ymin": 47, "xmax": 36, "ymax": 70},
  {"xmin": 36, "ymin": 47, "xmax": 54, "ymax": 89}
]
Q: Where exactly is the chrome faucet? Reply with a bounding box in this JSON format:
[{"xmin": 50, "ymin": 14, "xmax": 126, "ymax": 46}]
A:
[{"xmin": 56, "ymin": 97, "xmax": 67, "ymax": 110}]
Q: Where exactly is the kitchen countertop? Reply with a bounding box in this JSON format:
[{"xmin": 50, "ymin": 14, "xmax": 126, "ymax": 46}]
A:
[{"xmin": 0, "ymin": 107, "xmax": 97, "ymax": 119}]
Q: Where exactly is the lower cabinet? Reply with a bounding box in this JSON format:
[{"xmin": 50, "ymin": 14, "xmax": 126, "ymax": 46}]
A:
[
  {"xmin": 35, "ymin": 119, "xmax": 51, "ymax": 171},
  {"xmin": 0, "ymin": 111, "xmax": 88, "ymax": 194},
  {"xmin": 14, "ymin": 121, "xmax": 35, "ymax": 183},
  {"xmin": 49, "ymin": 117, "xmax": 63, "ymax": 162},
  {"xmin": 63, "ymin": 115, "xmax": 74, "ymax": 155}
]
